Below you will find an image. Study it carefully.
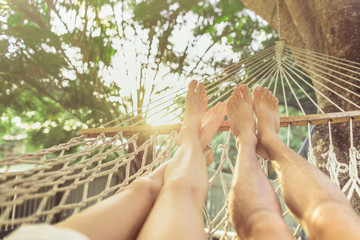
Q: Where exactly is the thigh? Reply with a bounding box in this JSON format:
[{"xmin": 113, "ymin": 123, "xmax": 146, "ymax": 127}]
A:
[
  {"xmin": 56, "ymin": 177, "xmax": 159, "ymax": 240},
  {"xmin": 137, "ymin": 178, "xmax": 207, "ymax": 240}
]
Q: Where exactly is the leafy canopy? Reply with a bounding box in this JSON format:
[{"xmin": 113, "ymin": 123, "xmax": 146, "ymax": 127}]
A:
[{"xmin": 1, "ymin": 0, "xmax": 276, "ymax": 155}]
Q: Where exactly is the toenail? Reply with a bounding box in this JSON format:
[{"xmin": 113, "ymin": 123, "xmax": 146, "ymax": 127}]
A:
[
  {"xmin": 256, "ymin": 87, "xmax": 261, "ymax": 91},
  {"xmin": 240, "ymin": 85, "xmax": 245, "ymax": 89}
]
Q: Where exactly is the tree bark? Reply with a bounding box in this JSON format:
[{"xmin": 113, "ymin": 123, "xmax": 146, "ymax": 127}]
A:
[{"xmin": 242, "ymin": 0, "xmax": 360, "ymax": 212}]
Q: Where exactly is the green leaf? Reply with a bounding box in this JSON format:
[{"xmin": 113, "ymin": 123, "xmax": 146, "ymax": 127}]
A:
[{"xmin": 7, "ymin": 12, "xmax": 25, "ymax": 27}]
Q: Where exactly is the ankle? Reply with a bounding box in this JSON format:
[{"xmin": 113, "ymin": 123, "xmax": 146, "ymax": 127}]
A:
[
  {"xmin": 180, "ymin": 125, "xmax": 199, "ymax": 142},
  {"xmin": 258, "ymin": 132, "xmax": 281, "ymax": 158},
  {"xmin": 236, "ymin": 134, "xmax": 257, "ymax": 149}
]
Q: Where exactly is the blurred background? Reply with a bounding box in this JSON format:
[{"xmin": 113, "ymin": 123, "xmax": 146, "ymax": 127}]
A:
[{"xmin": 0, "ymin": 0, "xmax": 279, "ymax": 159}]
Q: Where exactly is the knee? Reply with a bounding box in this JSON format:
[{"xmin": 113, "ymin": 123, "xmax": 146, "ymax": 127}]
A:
[
  {"xmin": 131, "ymin": 177, "xmax": 162, "ymax": 199},
  {"xmin": 237, "ymin": 209, "xmax": 292, "ymax": 239},
  {"xmin": 163, "ymin": 176, "xmax": 206, "ymax": 203},
  {"xmin": 250, "ymin": 212, "xmax": 289, "ymax": 233},
  {"xmin": 164, "ymin": 176, "xmax": 197, "ymax": 194},
  {"xmin": 308, "ymin": 201, "xmax": 360, "ymax": 239}
]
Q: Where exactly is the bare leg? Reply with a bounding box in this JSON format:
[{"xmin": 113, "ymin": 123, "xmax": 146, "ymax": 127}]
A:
[
  {"xmin": 137, "ymin": 80, "xmax": 223, "ymax": 240},
  {"xmin": 56, "ymin": 89, "xmax": 226, "ymax": 240},
  {"xmin": 199, "ymin": 102, "xmax": 227, "ymax": 165},
  {"xmin": 55, "ymin": 165, "xmax": 164, "ymax": 240},
  {"xmin": 253, "ymin": 86, "xmax": 360, "ymax": 239},
  {"xmin": 227, "ymin": 85, "xmax": 292, "ymax": 239},
  {"xmin": 177, "ymin": 101, "xmax": 227, "ymax": 166}
]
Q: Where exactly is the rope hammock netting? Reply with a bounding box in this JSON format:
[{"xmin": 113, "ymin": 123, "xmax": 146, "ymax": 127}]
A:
[
  {"xmin": 1, "ymin": 39, "xmax": 360, "ymax": 239},
  {"xmin": 1, "ymin": 1, "xmax": 360, "ymax": 238}
]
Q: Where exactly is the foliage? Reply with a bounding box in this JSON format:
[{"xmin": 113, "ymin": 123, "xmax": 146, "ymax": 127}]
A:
[
  {"xmin": 132, "ymin": 0, "xmax": 276, "ymax": 75},
  {"xmin": 1, "ymin": 0, "xmax": 278, "ymax": 157},
  {"xmin": 0, "ymin": 0, "xmax": 313, "ymax": 170},
  {"xmin": 0, "ymin": 1, "xmax": 317, "ymax": 185}
]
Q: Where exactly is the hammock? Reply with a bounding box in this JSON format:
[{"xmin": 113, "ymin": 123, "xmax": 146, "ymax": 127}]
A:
[
  {"xmin": 1, "ymin": 3, "xmax": 360, "ymax": 239},
  {"xmin": 1, "ymin": 38, "xmax": 360, "ymax": 239}
]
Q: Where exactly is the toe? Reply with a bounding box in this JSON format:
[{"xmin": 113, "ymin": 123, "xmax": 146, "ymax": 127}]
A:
[
  {"xmin": 234, "ymin": 87, "xmax": 242, "ymax": 101},
  {"xmin": 220, "ymin": 102, "xmax": 227, "ymax": 114},
  {"xmin": 268, "ymin": 90, "xmax": 274, "ymax": 99},
  {"xmin": 227, "ymin": 98, "xmax": 233, "ymax": 110},
  {"xmin": 205, "ymin": 95, "xmax": 209, "ymax": 105},
  {"xmin": 273, "ymin": 97, "xmax": 279, "ymax": 107},
  {"xmin": 253, "ymin": 85, "xmax": 262, "ymax": 101},
  {"xmin": 263, "ymin": 87, "xmax": 269, "ymax": 99},
  {"xmin": 240, "ymin": 84, "xmax": 251, "ymax": 102},
  {"xmin": 196, "ymin": 82, "xmax": 205, "ymax": 95},
  {"xmin": 214, "ymin": 102, "xmax": 221, "ymax": 111},
  {"xmin": 188, "ymin": 80, "xmax": 198, "ymax": 93},
  {"xmin": 268, "ymin": 91, "xmax": 277, "ymax": 104},
  {"xmin": 230, "ymin": 90, "xmax": 236, "ymax": 100}
]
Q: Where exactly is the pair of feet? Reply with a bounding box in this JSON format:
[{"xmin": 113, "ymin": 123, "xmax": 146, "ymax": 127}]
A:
[
  {"xmin": 227, "ymin": 84, "xmax": 280, "ymax": 159},
  {"xmin": 180, "ymin": 80, "xmax": 280, "ymax": 163},
  {"xmin": 177, "ymin": 79, "xmax": 228, "ymax": 166}
]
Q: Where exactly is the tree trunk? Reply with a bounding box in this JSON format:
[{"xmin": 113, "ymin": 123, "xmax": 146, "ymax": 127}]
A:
[{"xmin": 242, "ymin": 0, "xmax": 360, "ymax": 212}]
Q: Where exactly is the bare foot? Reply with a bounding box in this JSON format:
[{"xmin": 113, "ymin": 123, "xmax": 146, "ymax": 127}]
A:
[
  {"xmin": 199, "ymin": 102, "xmax": 227, "ymax": 165},
  {"xmin": 176, "ymin": 80, "xmax": 208, "ymax": 144},
  {"xmin": 176, "ymin": 102, "xmax": 227, "ymax": 166},
  {"xmin": 227, "ymin": 85, "xmax": 257, "ymax": 148},
  {"xmin": 253, "ymin": 86, "xmax": 280, "ymax": 159},
  {"xmin": 183, "ymin": 80, "xmax": 209, "ymax": 131},
  {"xmin": 149, "ymin": 101, "xmax": 224, "ymax": 190}
]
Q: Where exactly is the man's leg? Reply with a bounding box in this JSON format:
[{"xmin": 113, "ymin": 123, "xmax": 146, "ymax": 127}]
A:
[
  {"xmin": 227, "ymin": 85, "xmax": 292, "ymax": 240},
  {"xmin": 137, "ymin": 80, "xmax": 226, "ymax": 240},
  {"xmin": 253, "ymin": 86, "xmax": 360, "ymax": 239}
]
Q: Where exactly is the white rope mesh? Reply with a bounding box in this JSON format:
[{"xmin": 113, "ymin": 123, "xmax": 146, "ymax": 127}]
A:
[
  {"xmin": 321, "ymin": 121, "xmax": 349, "ymax": 187},
  {"xmin": 0, "ymin": 132, "xmax": 177, "ymax": 226},
  {"xmin": 307, "ymin": 123, "xmax": 316, "ymax": 166},
  {"xmin": 342, "ymin": 118, "xmax": 360, "ymax": 199}
]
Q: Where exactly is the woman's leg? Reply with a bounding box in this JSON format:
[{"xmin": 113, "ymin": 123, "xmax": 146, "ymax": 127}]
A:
[
  {"xmin": 56, "ymin": 80, "xmax": 226, "ymax": 240},
  {"xmin": 55, "ymin": 163, "xmax": 165, "ymax": 240},
  {"xmin": 137, "ymin": 80, "xmax": 225, "ymax": 240}
]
